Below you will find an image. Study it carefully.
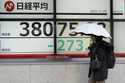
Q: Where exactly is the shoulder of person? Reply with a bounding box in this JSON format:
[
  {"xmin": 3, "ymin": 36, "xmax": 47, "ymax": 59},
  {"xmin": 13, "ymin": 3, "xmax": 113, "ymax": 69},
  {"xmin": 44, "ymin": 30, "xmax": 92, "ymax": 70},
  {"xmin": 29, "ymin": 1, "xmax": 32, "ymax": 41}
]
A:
[{"xmin": 99, "ymin": 40, "xmax": 114, "ymax": 51}]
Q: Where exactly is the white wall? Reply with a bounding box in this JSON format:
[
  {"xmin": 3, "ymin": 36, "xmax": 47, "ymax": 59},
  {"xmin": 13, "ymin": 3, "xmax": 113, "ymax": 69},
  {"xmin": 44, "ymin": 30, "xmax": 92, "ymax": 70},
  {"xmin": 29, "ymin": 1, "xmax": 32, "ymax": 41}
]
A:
[
  {"xmin": 114, "ymin": 22, "xmax": 125, "ymax": 52},
  {"xmin": 0, "ymin": 58, "xmax": 124, "ymax": 83}
]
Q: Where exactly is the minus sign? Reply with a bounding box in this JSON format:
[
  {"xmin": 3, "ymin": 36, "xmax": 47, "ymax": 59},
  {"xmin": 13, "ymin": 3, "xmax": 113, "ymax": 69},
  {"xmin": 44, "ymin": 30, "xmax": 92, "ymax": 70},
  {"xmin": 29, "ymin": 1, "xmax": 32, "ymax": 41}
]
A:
[{"xmin": 48, "ymin": 45, "xmax": 54, "ymax": 47}]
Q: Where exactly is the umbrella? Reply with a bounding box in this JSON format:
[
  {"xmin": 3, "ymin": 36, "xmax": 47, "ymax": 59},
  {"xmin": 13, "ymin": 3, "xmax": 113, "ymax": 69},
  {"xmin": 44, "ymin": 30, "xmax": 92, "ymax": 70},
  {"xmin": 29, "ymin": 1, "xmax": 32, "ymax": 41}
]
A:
[{"xmin": 71, "ymin": 23, "xmax": 111, "ymax": 38}]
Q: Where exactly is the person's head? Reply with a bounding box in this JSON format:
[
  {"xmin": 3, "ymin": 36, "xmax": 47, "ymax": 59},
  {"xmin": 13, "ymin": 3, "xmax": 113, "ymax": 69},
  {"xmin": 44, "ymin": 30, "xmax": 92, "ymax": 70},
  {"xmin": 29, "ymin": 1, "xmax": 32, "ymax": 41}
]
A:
[
  {"xmin": 95, "ymin": 36, "xmax": 103, "ymax": 42},
  {"xmin": 90, "ymin": 36, "xmax": 103, "ymax": 44}
]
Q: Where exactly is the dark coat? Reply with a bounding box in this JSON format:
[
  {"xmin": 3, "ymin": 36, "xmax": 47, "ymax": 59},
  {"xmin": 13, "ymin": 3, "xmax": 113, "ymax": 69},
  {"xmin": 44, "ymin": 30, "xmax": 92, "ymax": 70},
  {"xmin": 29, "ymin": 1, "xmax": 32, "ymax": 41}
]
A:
[{"xmin": 88, "ymin": 41, "xmax": 110, "ymax": 81}]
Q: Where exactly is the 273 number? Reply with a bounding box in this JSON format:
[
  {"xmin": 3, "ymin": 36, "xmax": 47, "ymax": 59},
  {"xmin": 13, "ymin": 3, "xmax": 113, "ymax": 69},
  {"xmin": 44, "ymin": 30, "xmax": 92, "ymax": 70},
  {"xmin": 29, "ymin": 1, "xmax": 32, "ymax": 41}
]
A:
[{"xmin": 57, "ymin": 39, "xmax": 84, "ymax": 51}]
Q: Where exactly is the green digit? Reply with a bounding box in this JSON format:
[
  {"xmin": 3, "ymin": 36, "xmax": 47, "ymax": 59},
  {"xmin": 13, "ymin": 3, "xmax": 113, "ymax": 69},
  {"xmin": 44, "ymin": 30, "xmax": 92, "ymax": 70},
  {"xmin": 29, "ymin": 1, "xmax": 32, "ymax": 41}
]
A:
[
  {"xmin": 57, "ymin": 40, "xmax": 65, "ymax": 51},
  {"xmin": 67, "ymin": 40, "xmax": 74, "ymax": 51},
  {"xmin": 76, "ymin": 40, "xmax": 84, "ymax": 51}
]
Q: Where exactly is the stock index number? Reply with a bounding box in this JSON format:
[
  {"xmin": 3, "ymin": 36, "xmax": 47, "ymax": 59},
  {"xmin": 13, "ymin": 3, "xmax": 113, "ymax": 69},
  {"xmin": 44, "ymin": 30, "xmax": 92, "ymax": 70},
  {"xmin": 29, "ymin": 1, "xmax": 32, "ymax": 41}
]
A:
[{"xmin": 20, "ymin": 22, "xmax": 79, "ymax": 37}]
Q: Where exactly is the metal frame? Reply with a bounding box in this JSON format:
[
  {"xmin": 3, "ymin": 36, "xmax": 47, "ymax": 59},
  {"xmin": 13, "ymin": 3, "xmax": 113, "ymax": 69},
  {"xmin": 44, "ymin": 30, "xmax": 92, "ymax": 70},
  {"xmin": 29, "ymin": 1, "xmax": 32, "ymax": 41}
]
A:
[
  {"xmin": 53, "ymin": 0, "xmax": 57, "ymax": 55},
  {"xmin": 110, "ymin": 0, "xmax": 114, "ymax": 44}
]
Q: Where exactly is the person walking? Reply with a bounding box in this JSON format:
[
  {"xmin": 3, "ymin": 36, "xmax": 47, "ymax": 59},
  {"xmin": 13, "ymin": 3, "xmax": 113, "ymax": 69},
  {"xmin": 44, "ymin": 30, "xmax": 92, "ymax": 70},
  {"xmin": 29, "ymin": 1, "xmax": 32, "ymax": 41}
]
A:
[
  {"xmin": 71, "ymin": 22, "xmax": 115, "ymax": 83},
  {"xmin": 88, "ymin": 36, "xmax": 114, "ymax": 83}
]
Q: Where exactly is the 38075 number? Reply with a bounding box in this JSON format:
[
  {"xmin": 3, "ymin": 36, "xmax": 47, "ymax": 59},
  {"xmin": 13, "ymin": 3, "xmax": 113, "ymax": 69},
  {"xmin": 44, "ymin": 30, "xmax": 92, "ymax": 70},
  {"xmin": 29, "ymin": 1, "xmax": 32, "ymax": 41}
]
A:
[{"xmin": 20, "ymin": 22, "xmax": 79, "ymax": 37}]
